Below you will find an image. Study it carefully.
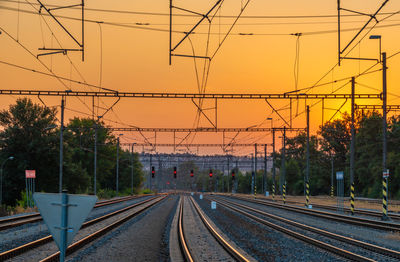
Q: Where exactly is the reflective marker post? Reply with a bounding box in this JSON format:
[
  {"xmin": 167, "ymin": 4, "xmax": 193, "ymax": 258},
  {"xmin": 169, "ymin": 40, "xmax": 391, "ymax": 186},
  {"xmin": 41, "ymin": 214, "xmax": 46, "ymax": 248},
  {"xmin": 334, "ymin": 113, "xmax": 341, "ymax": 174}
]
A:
[{"xmin": 382, "ymin": 169, "xmax": 389, "ymax": 220}]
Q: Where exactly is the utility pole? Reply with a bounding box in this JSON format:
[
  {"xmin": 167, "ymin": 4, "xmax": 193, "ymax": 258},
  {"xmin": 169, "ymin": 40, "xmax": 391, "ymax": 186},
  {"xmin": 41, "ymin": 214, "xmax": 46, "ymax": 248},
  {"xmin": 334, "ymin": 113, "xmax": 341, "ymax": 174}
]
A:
[
  {"xmin": 382, "ymin": 52, "xmax": 389, "ymax": 220},
  {"xmin": 272, "ymin": 129, "xmax": 276, "ymax": 200},
  {"xmin": 59, "ymin": 96, "xmax": 65, "ymax": 193},
  {"xmin": 227, "ymin": 156, "xmax": 230, "ymax": 193},
  {"xmin": 281, "ymin": 127, "xmax": 286, "ymax": 195},
  {"xmin": 254, "ymin": 143, "xmax": 257, "ymax": 197},
  {"xmin": 116, "ymin": 136, "xmax": 120, "ymax": 196},
  {"xmin": 264, "ymin": 144, "xmax": 267, "ymax": 196},
  {"xmin": 306, "ymin": 105, "xmax": 310, "ymax": 207},
  {"xmin": 331, "ymin": 153, "xmax": 334, "ymax": 197},
  {"xmin": 149, "ymin": 154, "xmax": 152, "ymax": 190},
  {"xmin": 251, "ymin": 153, "xmax": 254, "ymax": 195},
  {"xmin": 94, "ymin": 124, "xmax": 97, "ymax": 195},
  {"xmin": 131, "ymin": 144, "xmax": 135, "ymax": 195},
  {"xmin": 350, "ymin": 77, "xmax": 355, "ymax": 216}
]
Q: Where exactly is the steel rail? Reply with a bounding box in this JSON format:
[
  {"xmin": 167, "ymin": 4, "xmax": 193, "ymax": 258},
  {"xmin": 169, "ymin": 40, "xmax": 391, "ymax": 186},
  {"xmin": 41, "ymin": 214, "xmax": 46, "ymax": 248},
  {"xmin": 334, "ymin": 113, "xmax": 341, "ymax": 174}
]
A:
[
  {"xmin": 177, "ymin": 197, "xmax": 194, "ymax": 262},
  {"xmin": 0, "ymin": 196, "xmax": 162, "ymax": 260},
  {"xmin": 268, "ymin": 199, "xmax": 400, "ymax": 221},
  {"xmin": 0, "ymin": 194, "xmax": 151, "ymax": 231},
  {"xmin": 213, "ymin": 197, "xmax": 400, "ymax": 260},
  {"xmin": 210, "ymin": 198, "xmax": 375, "ymax": 262},
  {"xmin": 189, "ymin": 196, "xmax": 250, "ymax": 262},
  {"xmin": 0, "ymin": 89, "xmax": 381, "ymax": 99},
  {"xmin": 39, "ymin": 195, "xmax": 166, "ymax": 262},
  {"xmin": 229, "ymin": 195, "xmax": 400, "ymax": 232}
]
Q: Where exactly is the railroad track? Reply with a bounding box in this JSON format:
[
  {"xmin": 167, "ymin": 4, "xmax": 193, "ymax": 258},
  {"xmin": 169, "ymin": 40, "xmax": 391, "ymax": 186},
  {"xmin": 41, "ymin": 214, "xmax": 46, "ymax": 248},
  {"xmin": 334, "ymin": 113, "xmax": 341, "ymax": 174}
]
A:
[
  {"xmin": 0, "ymin": 195, "xmax": 165, "ymax": 261},
  {"xmin": 176, "ymin": 196, "xmax": 250, "ymax": 262},
  {"xmin": 0, "ymin": 194, "xmax": 154, "ymax": 231},
  {"xmin": 244, "ymin": 196, "xmax": 400, "ymax": 221},
  {"xmin": 211, "ymin": 197, "xmax": 400, "ymax": 262},
  {"xmin": 225, "ymin": 195, "xmax": 400, "ymax": 232}
]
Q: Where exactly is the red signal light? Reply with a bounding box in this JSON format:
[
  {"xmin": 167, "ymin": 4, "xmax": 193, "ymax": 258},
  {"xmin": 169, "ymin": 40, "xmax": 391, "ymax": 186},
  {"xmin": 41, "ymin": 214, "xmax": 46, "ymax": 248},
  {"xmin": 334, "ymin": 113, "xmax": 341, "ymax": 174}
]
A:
[
  {"xmin": 231, "ymin": 170, "xmax": 235, "ymax": 180},
  {"xmin": 209, "ymin": 169, "xmax": 213, "ymax": 178},
  {"xmin": 190, "ymin": 170, "xmax": 194, "ymax": 177},
  {"xmin": 151, "ymin": 166, "xmax": 155, "ymax": 178},
  {"xmin": 173, "ymin": 167, "xmax": 177, "ymax": 178}
]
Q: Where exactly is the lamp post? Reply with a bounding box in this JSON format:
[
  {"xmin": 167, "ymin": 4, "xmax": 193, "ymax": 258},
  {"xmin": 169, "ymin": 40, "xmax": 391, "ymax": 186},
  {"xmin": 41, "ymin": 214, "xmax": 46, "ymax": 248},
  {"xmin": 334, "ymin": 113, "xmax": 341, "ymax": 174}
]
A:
[
  {"xmin": 131, "ymin": 143, "xmax": 136, "ymax": 195},
  {"xmin": 0, "ymin": 156, "xmax": 14, "ymax": 205},
  {"xmin": 370, "ymin": 35, "xmax": 389, "ymax": 220},
  {"xmin": 265, "ymin": 117, "xmax": 273, "ymax": 196},
  {"xmin": 116, "ymin": 134, "xmax": 123, "ymax": 196}
]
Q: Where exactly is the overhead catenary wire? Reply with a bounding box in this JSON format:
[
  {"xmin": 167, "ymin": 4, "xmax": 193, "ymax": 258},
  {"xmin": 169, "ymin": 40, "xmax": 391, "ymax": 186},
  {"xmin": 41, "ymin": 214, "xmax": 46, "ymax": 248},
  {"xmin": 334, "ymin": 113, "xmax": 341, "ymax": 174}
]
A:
[
  {"xmin": 2, "ymin": 6, "xmax": 400, "ymax": 37},
  {"xmin": 1, "ymin": 0, "xmax": 398, "ymax": 19}
]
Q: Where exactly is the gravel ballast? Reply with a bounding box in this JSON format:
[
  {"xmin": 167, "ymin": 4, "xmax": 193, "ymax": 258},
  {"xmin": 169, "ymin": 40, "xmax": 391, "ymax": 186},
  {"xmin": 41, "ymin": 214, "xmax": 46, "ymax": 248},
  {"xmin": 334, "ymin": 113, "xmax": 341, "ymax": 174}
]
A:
[
  {"xmin": 1, "ymin": 195, "xmax": 154, "ymax": 253},
  {"xmin": 68, "ymin": 195, "xmax": 178, "ymax": 262},
  {"xmin": 195, "ymin": 195, "xmax": 343, "ymax": 262},
  {"xmin": 218, "ymin": 195, "xmax": 400, "ymax": 252}
]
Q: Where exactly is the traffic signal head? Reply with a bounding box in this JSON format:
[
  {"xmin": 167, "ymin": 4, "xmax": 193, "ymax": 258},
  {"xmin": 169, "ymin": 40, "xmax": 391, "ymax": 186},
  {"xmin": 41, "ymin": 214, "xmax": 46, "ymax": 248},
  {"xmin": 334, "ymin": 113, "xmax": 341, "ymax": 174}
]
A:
[
  {"xmin": 151, "ymin": 166, "xmax": 155, "ymax": 178},
  {"xmin": 209, "ymin": 169, "xmax": 213, "ymax": 178},
  {"xmin": 190, "ymin": 170, "xmax": 194, "ymax": 177},
  {"xmin": 173, "ymin": 166, "xmax": 177, "ymax": 179},
  {"xmin": 231, "ymin": 170, "xmax": 235, "ymax": 180}
]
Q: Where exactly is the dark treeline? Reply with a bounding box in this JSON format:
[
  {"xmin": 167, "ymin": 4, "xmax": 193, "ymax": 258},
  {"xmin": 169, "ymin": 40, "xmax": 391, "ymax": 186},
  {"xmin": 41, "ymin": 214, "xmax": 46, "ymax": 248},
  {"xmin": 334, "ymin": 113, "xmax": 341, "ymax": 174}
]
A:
[
  {"xmin": 273, "ymin": 111, "xmax": 400, "ymax": 199},
  {"xmin": 0, "ymin": 98, "xmax": 144, "ymax": 206},
  {"xmin": 160, "ymin": 110, "xmax": 400, "ymax": 200}
]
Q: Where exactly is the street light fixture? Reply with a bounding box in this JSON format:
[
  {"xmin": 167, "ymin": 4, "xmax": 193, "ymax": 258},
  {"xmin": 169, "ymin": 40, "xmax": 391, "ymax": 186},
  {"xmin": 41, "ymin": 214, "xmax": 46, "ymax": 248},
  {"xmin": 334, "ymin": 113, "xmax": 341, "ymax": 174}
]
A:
[
  {"xmin": 0, "ymin": 156, "xmax": 14, "ymax": 205},
  {"xmin": 369, "ymin": 35, "xmax": 382, "ymax": 62}
]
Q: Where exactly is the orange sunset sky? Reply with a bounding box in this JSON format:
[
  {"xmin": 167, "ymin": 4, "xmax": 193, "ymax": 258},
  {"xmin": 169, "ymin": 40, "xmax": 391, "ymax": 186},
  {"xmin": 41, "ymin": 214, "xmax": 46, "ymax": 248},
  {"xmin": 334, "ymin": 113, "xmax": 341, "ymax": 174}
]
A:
[{"xmin": 0, "ymin": 0, "xmax": 399, "ymax": 155}]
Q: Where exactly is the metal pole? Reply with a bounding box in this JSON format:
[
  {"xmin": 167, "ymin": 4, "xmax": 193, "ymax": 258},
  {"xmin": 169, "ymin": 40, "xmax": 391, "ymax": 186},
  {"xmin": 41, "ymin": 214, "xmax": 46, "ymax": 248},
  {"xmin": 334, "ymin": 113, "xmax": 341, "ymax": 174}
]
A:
[
  {"xmin": 131, "ymin": 144, "xmax": 134, "ymax": 195},
  {"xmin": 60, "ymin": 190, "xmax": 68, "ymax": 262},
  {"xmin": 0, "ymin": 168, "xmax": 2, "ymax": 205},
  {"xmin": 59, "ymin": 97, "xmax": 65, "ymax": 193},
  {"xmin": 272, "ymin": 129, "xmax": 276, "ymax": 200},
  {"xmin": 331, "ymin": 154, "xmax": 334, "ymax": 197},
  {"xmin": 251, "ymin": 154, "xmax": 254, "ymax": 195},
  {"xmin": 227, "ymin": 156, "xmax": 230, "ymax": 193},
  {"xmin": 149, "ymin": 154, "xmax": 152, "ymax": 190},
  {"xmin": 306, "ymin": 105, "xmax": 310, "ymax": 207},
  {"xmin": 382, "ymin": 52, "xmax": 389, "ymax": 220},
  {"xmin": 264, "ymin": 144, "xmax": 267, "ymax": 196},
  {"xmin": 94, "ymin": 124, "xmax": 97, "ymax": 195},
  {"xmin": 169, "ymin": 0, "xmax": 172, "ymax": 65},
  {"xmin": 281, "ymin": 127, "xmax": 286, "ymax": 195},
  {"xmin": 116, "ymin": 136, "xmax": 119, "ymax": 196},
  {"xmin": 350, "ymin": 77, "xmax": 355, "ymax": 216},
  {"xmin": 337, "ymin": 0, "xmax": 341, "ymax": 65},
  {"xmin": 254, "ymin": 143, "xmax": 257, "ymax": 197}
]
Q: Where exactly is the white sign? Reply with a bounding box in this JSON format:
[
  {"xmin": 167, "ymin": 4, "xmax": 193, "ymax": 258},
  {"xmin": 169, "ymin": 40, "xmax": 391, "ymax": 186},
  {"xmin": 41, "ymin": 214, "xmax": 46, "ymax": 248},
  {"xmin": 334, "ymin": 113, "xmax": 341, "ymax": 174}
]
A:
[
  {"xmin": 199, "ymin": 194, "xmax": 203, "ymax": 200},
  {"xmin": 33, "ymin": 193, "xmax": 97, "ymax": 251},
  {"xmin": 211, "ymin": 201, "xmax": 217, "ymax": 209},
  {"xmin": 336, "ymin": 171, "xmax": 344, "ymax": 180},
  {"xmin": 191, "ymin": 192, "xmax": 194, "ymax": 196},
  {"xmin": 383, "ymin": 169, "xmax": 390, "ymax": 178},
  {"xmin": 25, "ymin": 170, "xmax": 36, "ymax": 178},
  {"xmin": 265, "ymin": 191, "xmax": 269, "ymax": 197}
]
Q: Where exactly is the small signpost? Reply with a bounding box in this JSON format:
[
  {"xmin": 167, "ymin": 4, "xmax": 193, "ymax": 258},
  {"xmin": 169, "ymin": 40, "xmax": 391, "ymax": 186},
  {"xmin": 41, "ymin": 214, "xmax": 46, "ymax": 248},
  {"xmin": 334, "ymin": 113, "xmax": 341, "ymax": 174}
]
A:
[
  {"xmin": 199, "ymin": 194, "xmax": 203, "ymax": 200},
  {"xmin": 25, "ymin": 170, "xmax": 36, "ymax": 208},
  {"xmin": 33, "ymin": 191, "xmax": 97, "ymax": 262},
  {"xmin": 336, "ymin": 171, "xmax": 344, "ymax": 213},
  {"xmin": 211, "ymin": 201, "xmax": 217, "ymax": 209},
  {"xmin": 383, "ymin": 169, "xmax": 390, "ymax": 178}
]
